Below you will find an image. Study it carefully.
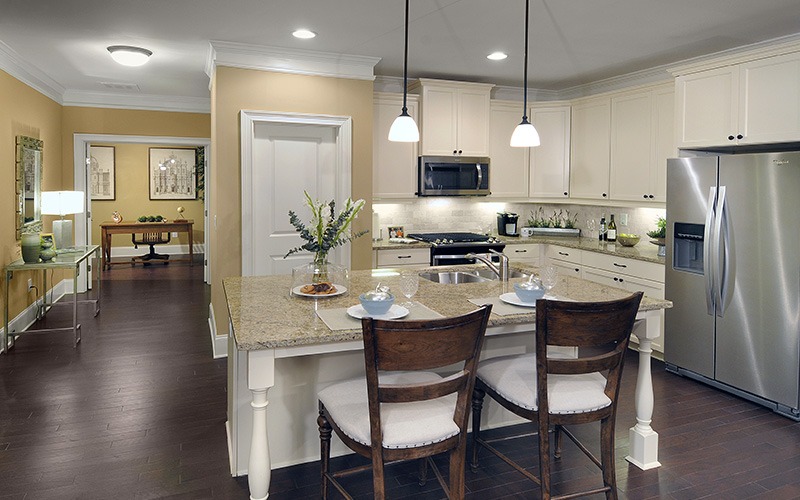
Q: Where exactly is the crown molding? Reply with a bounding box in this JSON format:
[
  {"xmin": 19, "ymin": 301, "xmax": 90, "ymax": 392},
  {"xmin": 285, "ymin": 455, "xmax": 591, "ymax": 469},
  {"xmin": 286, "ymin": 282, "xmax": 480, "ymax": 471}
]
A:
[
  {"xmin": 62, "ymin": 90, "xmax": 210, "ymax": 113},
  {"xmin": 557, "ymin": 65, "xmax": 673, "ymax": 101},
  {"xmin": 0, "ymin": 39, "xmax": 64, "ymax": 103},
  {"xmin": 492, "ymin": 84, "xmax": 561, "ymax": 102},
  {"xmin": 206, "ymin": 40, "xmax": 381, "ymax": 82},
  {"xmin": 667, "ymin": 32, "xmax": 800, "ymax": 76}
]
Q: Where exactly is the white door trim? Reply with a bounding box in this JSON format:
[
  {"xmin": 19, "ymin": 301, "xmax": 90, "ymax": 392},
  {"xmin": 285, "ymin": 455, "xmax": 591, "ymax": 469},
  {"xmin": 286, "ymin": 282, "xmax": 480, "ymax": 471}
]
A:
[
  {"xmin": 239, "ymin": 110, "xmax": 353, "ymax": 276},
  {"xmin": 73, "ymin": 134, "xmax": 212, "ymax": 284}
]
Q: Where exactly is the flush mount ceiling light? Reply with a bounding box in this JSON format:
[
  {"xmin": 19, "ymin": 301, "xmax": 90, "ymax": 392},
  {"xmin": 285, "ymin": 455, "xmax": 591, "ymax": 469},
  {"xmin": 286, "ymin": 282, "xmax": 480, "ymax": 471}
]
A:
[
  {"xmin": 292, "ymin": 29, "xmax": 317, "ymax": 39},
  {"xmin": 510, "ymin": 0, "xmax": 540, "ymax": 147},
  {"xmin": 107, "ymin": 45, "xmax": 152, "ymax": 67},
  {"xmin": 388, "ymin": 0, "xmax": 420, "ymax": 143},
  {"xmin": 487, "ymin": 51, "xmax": 508, "ymax": 61}
]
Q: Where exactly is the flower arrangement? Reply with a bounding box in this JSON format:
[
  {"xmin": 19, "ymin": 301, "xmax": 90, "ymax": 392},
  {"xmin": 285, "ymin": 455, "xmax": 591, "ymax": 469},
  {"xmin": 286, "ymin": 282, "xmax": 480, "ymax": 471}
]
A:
[
  {"xmin": 526, "ymin": 207, "xmax": 578, "ymax": 229},
  {"xmin": 284, "ymin": 191, "xmax": 368, "ymax": 266}
]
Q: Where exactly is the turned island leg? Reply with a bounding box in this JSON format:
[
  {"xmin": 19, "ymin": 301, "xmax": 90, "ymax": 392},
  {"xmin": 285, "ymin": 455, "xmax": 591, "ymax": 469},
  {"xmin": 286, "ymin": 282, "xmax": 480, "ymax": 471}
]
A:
[
  {"xmin": 248, "ymin": 349, "xmax": 276, "ymax": 499},
  {"xmin": 626, "ymin": 312, "xmax": 661, "ymax": 470}
]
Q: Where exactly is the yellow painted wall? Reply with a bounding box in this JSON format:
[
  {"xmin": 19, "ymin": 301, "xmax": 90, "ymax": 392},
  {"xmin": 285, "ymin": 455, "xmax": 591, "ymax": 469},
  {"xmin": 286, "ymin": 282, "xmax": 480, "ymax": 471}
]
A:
[
  {"xmin": 88, "ymin": 143, "xmax": 205, "ymax": 248},
  {"xmin": 1, "ymin": 69, "xmax": 63, "ymax": 326},
  {"xmin": 210, "ymin": 67, "xmax": 373, "ymax": 334}
]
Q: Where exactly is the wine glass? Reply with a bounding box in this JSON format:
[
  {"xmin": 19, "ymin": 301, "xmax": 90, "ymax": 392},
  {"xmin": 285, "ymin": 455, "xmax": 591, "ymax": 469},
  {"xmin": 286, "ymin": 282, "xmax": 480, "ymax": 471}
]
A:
[
  {"xmin": 586, "ymin": 219, "xmax": 597, "ymax": 239},
  {"xmin": 540, "ymin": 265, "xmax": 558, "ymax": 296},
  {"xmin": 399, "ymin": 270, "xmax": 419, "ymax": 308}
]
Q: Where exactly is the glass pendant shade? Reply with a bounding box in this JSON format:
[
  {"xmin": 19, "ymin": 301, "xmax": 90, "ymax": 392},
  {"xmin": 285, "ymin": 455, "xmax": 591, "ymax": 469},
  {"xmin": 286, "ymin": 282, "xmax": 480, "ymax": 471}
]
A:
[
  {"xmin": 510, "ymin": 119, "xmax": 540, "ymax": 147},
  {"xmin": 388, "ymin": 112, "xmax": 420, "ymax": 142}
]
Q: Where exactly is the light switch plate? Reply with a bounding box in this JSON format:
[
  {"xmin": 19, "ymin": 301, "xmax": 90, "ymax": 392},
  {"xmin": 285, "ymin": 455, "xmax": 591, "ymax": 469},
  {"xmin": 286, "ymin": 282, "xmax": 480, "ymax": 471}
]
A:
[{"xmin": 619, "ymin": 213, "xmax": 629, "ymax": 226}]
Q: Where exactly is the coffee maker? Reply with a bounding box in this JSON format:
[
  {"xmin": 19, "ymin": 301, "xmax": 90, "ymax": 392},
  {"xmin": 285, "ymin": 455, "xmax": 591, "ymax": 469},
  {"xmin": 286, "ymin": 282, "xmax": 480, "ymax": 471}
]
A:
[{"xmin": 497, "ymin": 212, "xmax": 520, "ymax": 236}]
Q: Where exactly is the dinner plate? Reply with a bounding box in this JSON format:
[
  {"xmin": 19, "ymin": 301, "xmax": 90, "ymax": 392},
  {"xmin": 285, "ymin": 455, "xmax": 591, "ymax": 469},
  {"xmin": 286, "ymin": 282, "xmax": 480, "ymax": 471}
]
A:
[
  {"xmin": 292, "ymin": 284, "xmax": 348, "ymax": 298},
  {"xmin": 499, "ymin": 292, "xmax": 538, "ymax": 308},
  {"xmin": 499, "ymin": 292, "xmax": 568, "ymax": 307},
  {"xmin": 347, "ymin": 304, "xmax": 409, "ymax": 320}
]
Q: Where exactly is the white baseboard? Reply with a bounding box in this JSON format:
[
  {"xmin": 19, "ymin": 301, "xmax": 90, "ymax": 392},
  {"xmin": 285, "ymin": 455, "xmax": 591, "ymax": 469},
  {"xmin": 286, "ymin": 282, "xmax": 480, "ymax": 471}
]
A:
[
  {"xmin": 1, "ymin": 279, "xmax": 69, "ymax": 352},
  {"xmin": 209, "ymin": 302, "xmax": 227, "ymax": 359},
  {"xmin": 107, "ymin": 243, "xmax": 205, "ymax": 259}
]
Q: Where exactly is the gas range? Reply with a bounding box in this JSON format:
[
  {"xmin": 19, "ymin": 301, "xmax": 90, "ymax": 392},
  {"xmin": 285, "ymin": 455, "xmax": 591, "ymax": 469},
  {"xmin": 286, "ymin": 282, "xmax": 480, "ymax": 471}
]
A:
[{"xmin": 407, "ymin": 232, "xmax": 505, "ymax": 265}]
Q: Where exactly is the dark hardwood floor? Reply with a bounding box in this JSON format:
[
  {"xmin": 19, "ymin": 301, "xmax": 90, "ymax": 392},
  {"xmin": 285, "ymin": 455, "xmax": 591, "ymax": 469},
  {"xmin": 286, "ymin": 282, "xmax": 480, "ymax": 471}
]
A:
[{"xmin": 2, "ymin": 259, "xmax": 800, "ymax": 499}]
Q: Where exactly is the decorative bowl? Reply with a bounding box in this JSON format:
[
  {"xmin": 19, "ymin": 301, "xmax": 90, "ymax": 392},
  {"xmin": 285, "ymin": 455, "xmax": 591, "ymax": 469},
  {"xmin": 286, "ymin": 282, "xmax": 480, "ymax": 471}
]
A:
[
  {"xmin": 514, "ymin": 280, "xmax": 545, "ymax": 303},
  {"xmin": 359, "ymin": 290, "xmax": 395, "ymax": 316},
  {"xmin": 617, "ymin": 234, "xmax": 641, "ymax": 247}
]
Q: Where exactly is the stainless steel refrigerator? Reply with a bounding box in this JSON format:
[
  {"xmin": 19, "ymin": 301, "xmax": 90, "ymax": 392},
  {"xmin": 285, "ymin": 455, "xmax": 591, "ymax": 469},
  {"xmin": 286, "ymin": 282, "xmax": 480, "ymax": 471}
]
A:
[{"xmin": 665, "ymin": 152, "xmax": 800, "ymax": 419}]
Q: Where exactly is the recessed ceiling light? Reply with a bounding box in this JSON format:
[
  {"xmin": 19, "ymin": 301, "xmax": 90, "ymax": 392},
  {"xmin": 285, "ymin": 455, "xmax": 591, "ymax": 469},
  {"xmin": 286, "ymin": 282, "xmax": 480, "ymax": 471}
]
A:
[
  {"xmin": 487, "ymin": 52, "xmax": 508, "ymax": 61},
  {"xmin": 107, "ymin": 45, "xmax": 153, "ymax": 66},
  {"xmin": 292, "ymin": 29, "xmax": 317, "ymax": 39}
]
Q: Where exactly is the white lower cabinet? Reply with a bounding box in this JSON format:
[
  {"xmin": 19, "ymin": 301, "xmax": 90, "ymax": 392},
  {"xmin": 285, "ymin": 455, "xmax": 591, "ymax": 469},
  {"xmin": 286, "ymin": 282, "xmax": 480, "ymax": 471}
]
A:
[
  {"xmin": 375, "ymin": 248, "xmax": 430, "ymax": 268},
  {"xmin": 506, "ymin": 243, "xmax": 541, "ymax": 266},
  {"xmin": 580, "ymin": 252, "xmax": 665, "ymax": 353},
  {"xmin": 545, "ymin": 245, "xmax": 583, "ymax": 278}
]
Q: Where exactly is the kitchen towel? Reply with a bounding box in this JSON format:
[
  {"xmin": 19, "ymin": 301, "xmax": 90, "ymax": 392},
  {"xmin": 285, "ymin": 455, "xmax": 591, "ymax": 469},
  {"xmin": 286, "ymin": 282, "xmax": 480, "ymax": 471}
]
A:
[{"xmin": 316, "ymin": 302, "xmax": 444, "ymax": 331}]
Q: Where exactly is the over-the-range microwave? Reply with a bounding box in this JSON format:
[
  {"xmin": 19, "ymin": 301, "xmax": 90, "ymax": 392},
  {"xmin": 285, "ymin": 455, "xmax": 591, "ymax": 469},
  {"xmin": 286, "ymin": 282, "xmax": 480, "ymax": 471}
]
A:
[{"xmin": 417, "ymin": 156, "xmax": 490, "ymax": 196}]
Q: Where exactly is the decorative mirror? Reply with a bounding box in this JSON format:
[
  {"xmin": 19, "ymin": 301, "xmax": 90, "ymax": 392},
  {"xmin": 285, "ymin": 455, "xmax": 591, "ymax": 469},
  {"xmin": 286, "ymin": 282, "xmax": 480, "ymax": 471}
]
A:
[{"xmin": 15, "ymin": 135, "xmax": 43, "ymax": 239}]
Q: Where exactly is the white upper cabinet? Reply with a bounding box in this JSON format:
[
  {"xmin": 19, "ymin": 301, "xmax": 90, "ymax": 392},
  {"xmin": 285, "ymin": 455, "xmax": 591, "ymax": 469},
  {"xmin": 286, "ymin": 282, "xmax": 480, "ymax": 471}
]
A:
[
  {"xmin": 412, "ymin": 79, "xmax": 494, "ymax": 156},
  {"xmin": 609, "ymin": 84, "xmax": 674, "ymax": 203},
  {"xmin": 675, "ymin": 50, "xmax": 800, "ymax": 147},
  {"xmin": 488, "ymin": 100, "xmax": 529, "ymax": 198},
  {"xmin": 373, "ymin": 92, "xmax": 418, "ymax": 199},
  {"xmin": 570, "ymin": 96, "xmax": 611, "ymax": 200},
  {"xmin": 529, "ymin": 103, "xmax": 571, "ymax": 199}
]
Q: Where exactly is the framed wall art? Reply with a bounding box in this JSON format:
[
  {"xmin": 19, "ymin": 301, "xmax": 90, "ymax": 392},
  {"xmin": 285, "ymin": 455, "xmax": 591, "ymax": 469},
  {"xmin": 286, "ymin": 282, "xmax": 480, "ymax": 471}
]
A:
[
  {"xmin": 149, "ymin": 148, "xmax": 197, "ymax": 200},
  {"xmin": 89, "ymin": 145, "xmax": 115, "ymax": 200}
]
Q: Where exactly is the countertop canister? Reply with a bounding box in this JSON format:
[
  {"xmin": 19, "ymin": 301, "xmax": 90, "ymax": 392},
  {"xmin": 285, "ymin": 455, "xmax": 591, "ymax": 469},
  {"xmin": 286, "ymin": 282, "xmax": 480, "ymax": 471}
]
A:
[{"xmin": 21, "ymin": 233, "xmax": 41, "ymax": 263}]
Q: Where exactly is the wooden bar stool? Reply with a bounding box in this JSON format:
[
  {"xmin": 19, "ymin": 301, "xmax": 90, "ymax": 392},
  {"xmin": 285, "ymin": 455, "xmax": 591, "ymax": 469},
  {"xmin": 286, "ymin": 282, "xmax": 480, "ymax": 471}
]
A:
[
  {"xmin": 471, "ymin": 292, "xmax": 643, "ymax": 500},
  {"xmin": 317, "ymin": 305, "xmax": 492, "ymax": 499}
]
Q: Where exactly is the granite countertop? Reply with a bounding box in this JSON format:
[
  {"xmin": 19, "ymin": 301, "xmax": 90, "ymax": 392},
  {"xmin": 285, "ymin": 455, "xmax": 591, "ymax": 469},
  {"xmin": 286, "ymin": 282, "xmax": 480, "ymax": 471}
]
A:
[
  {"xmin": 373, "ymin": 235, "xmax": 665, "ymax": 265},
  {"xmin": 224, "ymin": 263, "xmax": 672, "ymax": 351}
]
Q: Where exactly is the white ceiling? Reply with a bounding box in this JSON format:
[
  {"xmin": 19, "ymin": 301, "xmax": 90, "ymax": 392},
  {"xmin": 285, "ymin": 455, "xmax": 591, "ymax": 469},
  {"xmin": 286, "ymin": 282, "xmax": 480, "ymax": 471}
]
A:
[{"xmin": 2, "ymin": 0, "xmax": 800, "ymax": 111}]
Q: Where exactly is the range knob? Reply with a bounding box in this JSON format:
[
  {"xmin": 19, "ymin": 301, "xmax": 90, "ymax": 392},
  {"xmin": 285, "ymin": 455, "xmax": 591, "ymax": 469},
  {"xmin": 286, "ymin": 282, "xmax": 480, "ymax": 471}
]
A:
[
  {"xmin": 434, "ymin": 239, "xmax": 442, "ymax": 245},
  {"xmin": 444, "ymin": 239, "xmax": 453, "ymax": 244}
]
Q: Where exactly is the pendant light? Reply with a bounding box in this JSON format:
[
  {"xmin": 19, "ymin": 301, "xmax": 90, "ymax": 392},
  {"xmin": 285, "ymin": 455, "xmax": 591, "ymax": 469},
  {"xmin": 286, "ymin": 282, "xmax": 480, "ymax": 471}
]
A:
[
  {"xmin": 510, "ymin": 0, "xmax": 540, "ymax": 147},
  {"xmin": 388, "ymin": 0, "xmax": 420, "ymax": 142}
]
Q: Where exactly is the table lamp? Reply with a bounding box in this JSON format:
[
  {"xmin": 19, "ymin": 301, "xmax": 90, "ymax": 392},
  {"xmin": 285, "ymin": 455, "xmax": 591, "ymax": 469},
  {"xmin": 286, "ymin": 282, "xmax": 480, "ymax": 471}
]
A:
[{"xmin": 41, "ymin": 191, "xmax": 85, "ymax": 251}]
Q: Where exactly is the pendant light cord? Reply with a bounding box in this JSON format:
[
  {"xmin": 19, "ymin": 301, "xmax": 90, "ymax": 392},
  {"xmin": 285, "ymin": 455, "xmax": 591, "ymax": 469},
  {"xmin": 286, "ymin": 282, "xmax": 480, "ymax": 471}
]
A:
[
  {"xmin": 401, "ymin": 0, "xmax": 410, "ymax": 115},
  {"xmin": 522, "ymin": 0, "xmax": 529, "ymax": 122}
]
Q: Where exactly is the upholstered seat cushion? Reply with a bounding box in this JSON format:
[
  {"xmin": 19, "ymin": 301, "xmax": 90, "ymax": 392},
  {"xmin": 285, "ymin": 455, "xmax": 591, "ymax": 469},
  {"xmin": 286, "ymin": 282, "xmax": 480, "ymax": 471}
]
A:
[
  {"xmin": 318, "ymin": 372, "xmax": 459, "ymax": 449},
  {"xmin": 477, "ymin": 353, "xmax": 610, "ymax": 414}
]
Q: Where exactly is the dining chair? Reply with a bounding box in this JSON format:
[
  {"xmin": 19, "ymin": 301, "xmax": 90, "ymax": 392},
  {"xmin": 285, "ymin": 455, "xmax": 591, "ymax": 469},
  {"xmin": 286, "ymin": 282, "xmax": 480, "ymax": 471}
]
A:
[
  {"xmin": 131, "ymin": 231, "xmax": 171, "ymax": 265},
  {"xmin": 471, "ymin": 292, "xmax": 643, "ymax": 500},
  {"xmin": 317, "ymin": 305, "xmax": 492, "ymax": 499}
]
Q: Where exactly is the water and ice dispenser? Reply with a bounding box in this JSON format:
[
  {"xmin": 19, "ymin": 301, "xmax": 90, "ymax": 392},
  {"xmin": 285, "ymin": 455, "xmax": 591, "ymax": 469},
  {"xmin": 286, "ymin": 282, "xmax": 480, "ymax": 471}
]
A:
[{"xmin": 672, "ymin": 222, "xmax": 704, "ymax": 274}]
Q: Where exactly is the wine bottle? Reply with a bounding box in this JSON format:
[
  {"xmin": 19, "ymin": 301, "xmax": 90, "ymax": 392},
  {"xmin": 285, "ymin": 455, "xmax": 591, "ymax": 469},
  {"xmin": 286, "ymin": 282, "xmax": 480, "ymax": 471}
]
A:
[
  {"xmin": 607, "ymin": 214, "xmax": 617, "ymax": 242},
  {"xmin": 599, "ymin": 215, "xmax": 606, "ymax": 241}
]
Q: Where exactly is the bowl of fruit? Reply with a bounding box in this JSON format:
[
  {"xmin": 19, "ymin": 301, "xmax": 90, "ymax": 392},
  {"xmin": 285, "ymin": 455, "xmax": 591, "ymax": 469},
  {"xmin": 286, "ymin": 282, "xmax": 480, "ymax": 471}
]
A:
[{"xmin": 617, "ymin": 234, "xmax": 641, "ymax": 247}]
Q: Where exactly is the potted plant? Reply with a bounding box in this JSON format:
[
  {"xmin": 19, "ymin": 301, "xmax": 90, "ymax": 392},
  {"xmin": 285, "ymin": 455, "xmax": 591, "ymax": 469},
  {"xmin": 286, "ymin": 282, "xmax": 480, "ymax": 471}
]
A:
[
  {"xmin": 285, "ymin": 191, "xmax": 367, "ymax": 292},
  {"xmin": 647, "ymin": 216, "xmax": 667, "ymax": 256}
]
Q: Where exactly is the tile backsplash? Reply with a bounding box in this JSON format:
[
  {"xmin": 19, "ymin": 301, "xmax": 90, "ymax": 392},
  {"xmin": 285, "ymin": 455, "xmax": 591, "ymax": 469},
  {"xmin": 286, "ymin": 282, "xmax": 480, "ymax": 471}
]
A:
[{"xmin": 372, "ymin": 199, "xmax": 665, "ymax": 241}]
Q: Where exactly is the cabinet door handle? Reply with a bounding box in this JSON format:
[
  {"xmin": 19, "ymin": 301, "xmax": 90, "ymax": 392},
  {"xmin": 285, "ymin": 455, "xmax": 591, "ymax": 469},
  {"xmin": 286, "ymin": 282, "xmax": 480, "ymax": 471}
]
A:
[
  {"xmin": 573, "ymin": 268, "xmax": 580, "ymax": 273},
  {"xmin": 643, "ymin": 194, "xmax": 648, "ymax": 199},
  {"xmin": 563, "ymin": 192, "xmax": 568, "ymax": 196},
  {"xmin": 602, "ymin": 192, "xmax": 607, "ymax": 197},
  {"xmin": 649, "ymin": 194, "xmax": 655, "ymax": 199},
  {"xmin": 558, "ymin": 251, "xmax": 569, "ymax": 256},
  {"xmin": 728, "ymin": 135, "xmax": 735, "ymax": 141},
  {"xmin": 736, "ymin": 134, "xmax": 743, "ymax": 140},
  {"xmin": 613, "ymin": 277, "xmax": 624, "ymax": 283},
  {"xmin": 514, "ymin": 249, "xmax": 527, "ymax": 253},
  {"xmin": 453, "ymin": 149, "xmax": 458, "ymax": 155},
  {"xmin": 613, "ymin": 262, "xmax": 627, "ymax": 268},
  {"xmin": 397, "ymin": 255, "xmax": 412, "ymax": 259}
]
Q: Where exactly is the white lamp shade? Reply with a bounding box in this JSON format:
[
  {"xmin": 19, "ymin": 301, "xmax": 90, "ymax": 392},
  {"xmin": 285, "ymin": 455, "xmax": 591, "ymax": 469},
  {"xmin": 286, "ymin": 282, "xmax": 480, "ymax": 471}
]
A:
[
  {"xmin": 41, "ymin": 191, "xmax": 85, "ymax": 216},
  {"xmin": 388, "ymin": 114, "xmax": 420, "ymax": 142},
  {"xmin": 510, "ymin": 121, "xmax": 541, "ymax": 147},
  {"xmin": 107, "ymin": 45, "xmax": 152, "ymax": 66}
]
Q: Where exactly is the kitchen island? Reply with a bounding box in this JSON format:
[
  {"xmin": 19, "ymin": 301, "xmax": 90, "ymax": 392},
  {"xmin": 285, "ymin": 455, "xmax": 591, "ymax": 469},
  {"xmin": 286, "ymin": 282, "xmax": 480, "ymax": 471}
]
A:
[{"xmin": 224, "ymin": 264, "xmax": 671, "ymax": 500}]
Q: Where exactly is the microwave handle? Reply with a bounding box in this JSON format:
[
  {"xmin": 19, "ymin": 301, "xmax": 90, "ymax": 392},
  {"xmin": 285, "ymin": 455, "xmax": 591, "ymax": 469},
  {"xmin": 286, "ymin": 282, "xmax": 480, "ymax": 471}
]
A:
[{"xmin": 476, "ymin": 164, "xmax": 482, "ymax": 190}]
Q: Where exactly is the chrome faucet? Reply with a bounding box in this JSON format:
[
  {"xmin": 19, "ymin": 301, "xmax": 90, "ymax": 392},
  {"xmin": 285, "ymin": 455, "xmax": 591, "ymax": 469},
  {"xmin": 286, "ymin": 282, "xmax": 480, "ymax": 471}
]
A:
[{"xmin": 466, "ymin": 249, "xmax": 509, "ymax": 281}]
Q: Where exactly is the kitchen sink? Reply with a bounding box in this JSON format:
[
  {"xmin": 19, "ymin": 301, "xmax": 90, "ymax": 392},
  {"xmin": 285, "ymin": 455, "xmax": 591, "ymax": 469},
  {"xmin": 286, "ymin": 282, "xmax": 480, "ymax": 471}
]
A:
[
  {"xmin": 418, "ymin": 271, "xmax": 493, "ymax": 284},
  {"xmin": 472, "ymin": 268, "xmax": 530, "ymax": 280}
]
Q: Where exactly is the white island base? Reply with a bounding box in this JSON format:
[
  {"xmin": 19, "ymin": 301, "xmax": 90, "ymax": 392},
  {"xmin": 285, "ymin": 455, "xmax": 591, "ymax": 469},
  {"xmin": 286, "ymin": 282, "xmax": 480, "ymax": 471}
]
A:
[{"xmin": 227, "ymin": 315, "xmax": 662, "ymax": 499}]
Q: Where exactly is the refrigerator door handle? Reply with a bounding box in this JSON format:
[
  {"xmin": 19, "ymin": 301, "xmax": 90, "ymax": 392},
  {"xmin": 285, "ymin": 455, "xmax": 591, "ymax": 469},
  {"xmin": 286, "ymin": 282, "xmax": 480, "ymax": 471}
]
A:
[
  {"xmin": 704, "ymin": 186, "xmax": 717, "ymax": 316},
  {"xmin": 716, "ymin": 186, "xmax": 731, "ymax": 317},
  {"xmin": 711, "ymin": 186, "xmax": 726, "ymax": 317}
]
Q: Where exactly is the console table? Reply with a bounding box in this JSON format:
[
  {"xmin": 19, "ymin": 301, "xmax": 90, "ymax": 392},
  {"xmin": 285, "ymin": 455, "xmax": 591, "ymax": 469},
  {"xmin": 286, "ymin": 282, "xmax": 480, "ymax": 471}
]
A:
[
  {"xmin": 100, "ymin": 219, "xmax": 194, "ymax": 270},
  {"xmin": 3, "ymin": 245, "xmax": 101, "ymax": 354}
]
